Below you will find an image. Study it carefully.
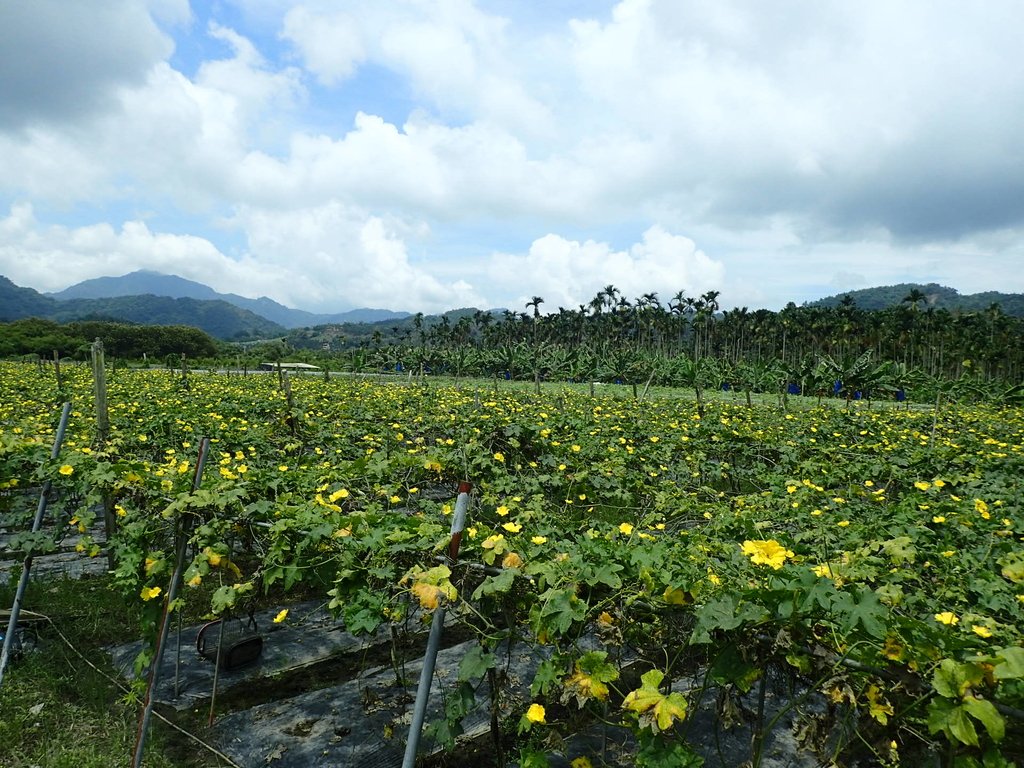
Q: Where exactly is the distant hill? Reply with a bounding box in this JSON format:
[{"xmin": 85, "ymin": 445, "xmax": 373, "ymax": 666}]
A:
[
  {"xmin": 808, "ymin": 283, "xmax": 1024, "ymax": 316},
  {"xmin": 1, "ymin": 276, "xmax": 284, "ymax": 339},
  {"xmin": 50, "ymin": 270, "xmax": 411, "ymax": 327},
  {"xmin": 0, "ymin": 276, "xmax": 56, "ymax": 320}
]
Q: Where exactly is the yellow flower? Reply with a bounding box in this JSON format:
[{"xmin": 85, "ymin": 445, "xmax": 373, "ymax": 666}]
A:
[
  {"xmin": 495, "ymin": 505, "xmax": 510, "ymax": 517},
  {"xmin": 741, "ymin": 539, "xmax": 794, "ymax": 570},
  {"xmin": 619, "ymin": 522, "xmax": 634, "ymax": 535},
  {"xmin": 58, "ymin": 464, "xmax": 74, "ymax": 476},
  {"xmin": 502, "ymin": 552, "xmax": 524, "ymax": 569},
  {"xmin": 140, "ymin": 585, "xmax": 162, "ymax": 601},
  {"xmin": 933, "ymin": 479, "xmax": 946, "ymax": 488},
  {"xmin": 329, "ymin": 488, "xmax": 350, "ymax": 502},
  {"xmin": 932, "ymin": 515, "xmax": 946, "ymax": 523},
  {"xmin": 866, "ymin": 684, "xmax": 894, "ymax": 724},
  {"xmin": 786, "ymin": 485, "xmax": 797, "ymax": 494},
  {"xmin": 974, "ymin": 498, "xmax": 990, "ymax": 518},
  {"xmin": 531, "ymin": 536, "xmax": 548, "ymax": 545},
  {"xmin": 389, "ymin": 495, "xmax": 401, "ymax": 504},
  {"xmin": 502, "ymin": 521, "xmax": 522, "ymax": 533},
  {"xmin": 971, "ymin": 624, "xmax": 993, "ymax": 638},
  {"xmin": 837, "ymin": 520, "xmax": 850, "ymax": 527},
  {"xmin": 526, "ymin": 703, "xmax": 546, "ymax": 724},
  {"xmin": 914, "ymin": 480, "xmax": 931, "ymax": 491},
  {"xmin": 570, "ymin": 758, "xmax": 593, "ymax": 768},
  {"xmin": 187, "ymin": 574, "xmax": 202, "ymax": 587},
  {"xmin": 934, "ymin": 611, "xmax": 959, "ymax": 626},
  {"xmin": 273, "ymin": 609, "xmax": 289, "ymax": 624},
  {"xmin": 493, "ymin": 452, "xmax": 505, "ymax": 463}
]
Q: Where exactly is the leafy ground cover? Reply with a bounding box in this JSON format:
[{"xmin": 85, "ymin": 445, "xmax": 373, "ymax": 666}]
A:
[{"xmin": 1, "ymin": 361, "xmax": 1023, "ymax": 766}]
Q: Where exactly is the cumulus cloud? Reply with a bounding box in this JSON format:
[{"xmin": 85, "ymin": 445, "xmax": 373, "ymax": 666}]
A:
[
  {"xmin": 0, "ymin": 0, "xmax": 174, "ymax": 130},
  {"xmin": 232, "ymin": 202, "xmax": 487, "ymax": 311},
  {"xmin": 487, "ymin": 226, "xmax": 726, "ymax": 311},
  {"xmin": 3, "ymin": 0, "xmax": 1024, "ymax": 313},
  {"xmin": 0, "ymin": 202, "xmax": 245, "ymax": 294}
]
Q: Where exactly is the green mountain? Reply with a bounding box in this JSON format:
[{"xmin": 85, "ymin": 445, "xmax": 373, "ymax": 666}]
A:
[
  {"xmin": 50, "ymin": 270, "xmax": 410, "ymax": 327},
  {"xmin": 808, "ymin": 283, "xmax": 1024, "ymax": 316},
  {"xmin": 0, "ymin": 276, "xmax": 57, "ymax": 320},
  {"xmin": 1, "ymin": 277, "xmax": 284, "ymax": 339}
]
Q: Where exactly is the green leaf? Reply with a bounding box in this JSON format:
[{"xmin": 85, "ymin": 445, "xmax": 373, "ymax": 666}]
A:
[
  {"xmin": 928, "ymin": 698, "xmax": 979, "ymax": 747},
  {"xmin": 832, "ymin": 587, "xmax": 886, "ymax": 638},
  {"xmin": 210, "ymin": 585, "xmax": 236, "ymax": 613},
  {"xmin": 949, "ymin": 705, "xmax": 981, "ymax": 748},
  {"xmin": 992, "ymin": 646, "xmax": 1024, "ymax": 680},
  {"xmin": 458, "ymin": 644, "xmax": 496, "ymax": 683},
  {"xmin": 531, "ymin": 658, "xmax": 562, "ymax": 697},
  {"xmin": 533, "ymin": 587, "xmax": 587, "ymax": 636},
  {"xmin": 471, "ymin": 567, "xmax": 516, "ymax": 599},
  {"xmin": 962, "ymin": 696, "xmax": 1005, "ymax": 743}
]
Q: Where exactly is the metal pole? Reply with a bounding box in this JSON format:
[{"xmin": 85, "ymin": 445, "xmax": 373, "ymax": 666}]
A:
[
  {"xmin": 402, "ymin": 481, "xmax": 471, "ymax": 768},
  {"xmin": 132, "ymin": 437, "xmax": 210, "ymax": 768},
  {"xmin": 0, "ymin": 401, "xmax": 72, "ymax": 689}
]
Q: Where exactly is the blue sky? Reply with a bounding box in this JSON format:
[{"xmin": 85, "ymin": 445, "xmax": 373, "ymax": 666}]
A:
[{"xmin": 2, "ymin": 0, "xmax": 1023, "ymax": 314}]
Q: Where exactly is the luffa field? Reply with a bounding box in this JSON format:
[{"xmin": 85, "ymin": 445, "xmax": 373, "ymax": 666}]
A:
[{"xmin": 1, "ymin": 360, "xmax": 1022, "ymax": 767}]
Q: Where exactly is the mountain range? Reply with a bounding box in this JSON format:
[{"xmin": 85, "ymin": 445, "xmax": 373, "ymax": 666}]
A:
[
  {"xmin": 3, "ymin": 272, "xmax": 1024, "ymax": 342},
  {"xmin": 807, "ymin": 282, "xmax": 1024, "ymax": 315},
  {"xmin": 47, "ymin": 271, "xmax": 411, "ymax": 328}
]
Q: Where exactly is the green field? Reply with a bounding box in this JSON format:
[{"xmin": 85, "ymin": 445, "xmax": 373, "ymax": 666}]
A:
[{"xmin": 1, "ymin": 361, "xmax": 1022, "ymax": 767}]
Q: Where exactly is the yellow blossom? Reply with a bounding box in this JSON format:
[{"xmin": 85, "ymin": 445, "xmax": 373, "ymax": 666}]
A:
[
  {"xmin": 495, "ymin": 505, "xmax": 510, "ymax": 517},
  {"xmin": 971, "ymin": 624, "xmax": 993, "ymax": 638},
  {"xmin": 526, "ymin": 703, "xmax": 546, "ymax": 724},
  {"xmin": 502, "ymin": 552, "xmax": 524, "ymax": 569},
  {"xmin": 140, "ymin": 585, "xmax": 162, "ymax": 601},
  {"xmin": 493, "ymin": 451, "xmax": 505, "ymax": 462},
  {"xmin": 619, "ymin": 522, "xmax": 634, "ymax": 535},
  {"xmin": 934, "ymin": 611, "xmax": 959, "ymax": 626},
  {"xmin": 932, "ymin": 515, "xmax": 946, "ymax": 523},
  {"xmin": 741, "ymin": 539, "xmax": 794, "ymax": 570},
  {"xmin": 502, "ymin": 521, "xmax": 522, "ymax": 533},
  {"xmin": 531, "ymin": 536, "xmax": 547, "ymax": 545},
  {"xmin": 273, "ymin": 609, "xmax": 289, "ymax": 624},
  {"xmin": 58, "ymin": 464, "xmax": 74, "ymax": 476},
  {"xmin": 914, "ymin": 480, "xmax": 931, "ymax": 491}
]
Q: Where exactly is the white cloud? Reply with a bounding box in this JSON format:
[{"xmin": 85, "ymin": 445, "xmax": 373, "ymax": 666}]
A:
[
  {"xmin": 0, "ymin": 203, "xmax": 241, "ymax": 294},
  {"xmin": 3, "ymin": 0, "xmax": 1024, "ymax": 315},
  {"xmin": 232, "ymin": 202, "xmax": 488, "ymax": 311},
  {"xmin": 487, "ymin": 226, "xmax": 725, "ymax": 311}
]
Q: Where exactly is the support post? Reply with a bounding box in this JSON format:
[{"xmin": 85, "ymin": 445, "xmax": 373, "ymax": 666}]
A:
[
  {"xmin": 402, "ymin": 481, "xmax": 472, "ymax": 768},
  {"xmin": 0, "ymin": 401, "xmax": 72, "ymax": 689},
  {"xmin": 91, "ymin": 339, "xmax": 117, "ymax": 568},
  {"xmin": 132, "ymin": 437, "xmax": 211, "ymax": 768}
]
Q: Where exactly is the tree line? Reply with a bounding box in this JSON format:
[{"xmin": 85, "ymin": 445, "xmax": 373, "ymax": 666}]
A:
[{"xmin": 280, "ymin": 286, "xmax": 1024, "ymax": 404}]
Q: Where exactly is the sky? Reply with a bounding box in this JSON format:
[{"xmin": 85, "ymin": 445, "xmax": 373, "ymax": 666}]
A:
[{"xmin": 2, "ymin": 0, "xmax": 1023, "ymax": 315}]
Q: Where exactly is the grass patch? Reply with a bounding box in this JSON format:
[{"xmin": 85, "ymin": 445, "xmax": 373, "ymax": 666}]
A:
[{"xmin": 0, "ymin": 572, "xmax": 225, "ymax": 768}]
